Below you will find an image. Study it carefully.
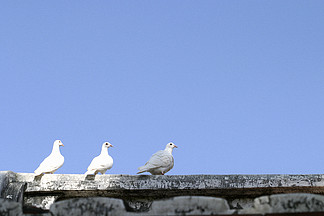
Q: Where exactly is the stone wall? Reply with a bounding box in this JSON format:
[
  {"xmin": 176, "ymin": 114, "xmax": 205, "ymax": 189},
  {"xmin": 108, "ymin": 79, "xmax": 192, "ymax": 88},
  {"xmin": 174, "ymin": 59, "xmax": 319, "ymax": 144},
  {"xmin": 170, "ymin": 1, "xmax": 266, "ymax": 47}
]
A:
[{"xmin": 2, "ymin": 171, "xmax": 324, "ymax": 215}]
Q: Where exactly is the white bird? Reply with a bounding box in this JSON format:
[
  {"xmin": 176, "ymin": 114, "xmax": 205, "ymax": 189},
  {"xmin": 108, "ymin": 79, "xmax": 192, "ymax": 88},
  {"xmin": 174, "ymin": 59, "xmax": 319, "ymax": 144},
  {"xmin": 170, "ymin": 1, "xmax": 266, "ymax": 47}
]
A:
[
  {"xmin": 34, "ymin": 140, "xmax": 64, "ymax": 176},
  {"xmin": 137, "ymin": 142, "xmax": 178, "ymax": 175},
  {"xmin": 85, "ymin": 142, "xmax": 114, "ymax": 175}
]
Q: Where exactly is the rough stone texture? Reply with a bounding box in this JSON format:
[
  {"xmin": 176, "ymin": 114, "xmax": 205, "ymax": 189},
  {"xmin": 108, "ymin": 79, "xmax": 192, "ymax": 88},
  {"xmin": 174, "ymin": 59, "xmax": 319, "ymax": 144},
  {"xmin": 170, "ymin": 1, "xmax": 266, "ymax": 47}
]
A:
[
  {"xmin": 3, "ymin": 183, "xmax": 26, "ymax": 203},
  {"xmin": 227, "ymin": 198, "xmax": 254, "ymax": 210},
  {"xmin": 0, "ymin": 172, "xmax": 16, "ymax": 198},
  {"xmin": 122, "ymin": 199, "xmax": 152, "ymax": 212},
  {"xmin": 49, "ymin": 197, "xmax": 127, "ymax": 216},
  {"xmin": 24, "ymin": 196, "xmax": 57, "ymax": 210},
  {"xmin": 148, "ymin": 196, "xmax": 234, "ymax": 215},
  {"xmin": 3, "ymin": 171, "xmax": 324, "ymax": 214},
  {"xmin": 19, "ymin": 173, "xmax": 324, "ymax": 192},
  {"xmin": 0, "ymin": 172, "xmax": 26, "ymax": 204},
  {"xmin": 49, "ymin": 196, "xmax": 234, "ymax": 216},
  {"xmin": 0, "ymin": 198, "xmax": 22, "ymax": 216},
  {"xmin": 240, "ymin": 193, "xmax": 324, "ymax": 214},
  {"xmin": 14, "ymin": 172, "xmax": 324, "ymax": 210},
  {"xmin": 0, "ymin": 172, "xmax": 10, "ymax": 197}
]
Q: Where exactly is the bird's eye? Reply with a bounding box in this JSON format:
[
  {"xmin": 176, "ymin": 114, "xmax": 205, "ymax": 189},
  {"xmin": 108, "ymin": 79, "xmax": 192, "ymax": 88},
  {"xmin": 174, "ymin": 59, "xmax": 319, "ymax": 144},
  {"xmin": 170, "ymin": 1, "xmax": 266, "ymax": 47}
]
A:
[{"xmin": 169, "ymin": 143, "xmax": 172, "ymax": 145}]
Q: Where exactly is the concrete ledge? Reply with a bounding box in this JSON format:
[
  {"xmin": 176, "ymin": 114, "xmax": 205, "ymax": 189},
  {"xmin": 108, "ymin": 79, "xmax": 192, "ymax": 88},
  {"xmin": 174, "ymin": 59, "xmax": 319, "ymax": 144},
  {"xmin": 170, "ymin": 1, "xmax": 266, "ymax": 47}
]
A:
[
  {"xmin": 2, "ymin": 172, "xmax": 324, "ymax": 213},
  {"xmin": 14, "ymin": 172, "xmax": 324, "ymax": 211},
  {"xmin": 18, "ymin": 173, "xmax": 324, "ymax": 194}
]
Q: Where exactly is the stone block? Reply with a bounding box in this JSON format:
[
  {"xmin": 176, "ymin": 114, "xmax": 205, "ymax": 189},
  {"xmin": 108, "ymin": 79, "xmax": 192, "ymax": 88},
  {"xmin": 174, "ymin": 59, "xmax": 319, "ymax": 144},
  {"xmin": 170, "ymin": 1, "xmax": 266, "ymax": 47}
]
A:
[
  {"xmin": 0, "ymin": 198, "xmax": 22, "ymax": 216},
  {"xmin": 49, "ymin": 197, "xmax": 127, "ymax": 216},
  {"xmin": 123, "ymin": 199, "xmax": 152, "ymax": 212},
  {"xmin": 240, "ymin": 193, "xmax": 324, "ymax": 214},
  {"xmin": 24, "ymin": 196, "xmax": 58, "ymax": 210},
  {"xmin": 148, "ymin": 196, "xmax": 233, "ymax": 215},
  {"xmin": 0, "ymin": 172, "xmax": 16, "ymax": 198}
]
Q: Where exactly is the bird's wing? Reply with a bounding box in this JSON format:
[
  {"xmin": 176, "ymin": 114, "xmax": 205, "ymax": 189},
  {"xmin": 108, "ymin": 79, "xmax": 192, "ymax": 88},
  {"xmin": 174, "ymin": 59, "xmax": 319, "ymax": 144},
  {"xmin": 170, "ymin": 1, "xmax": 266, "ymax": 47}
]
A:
[
  {"xmin": 35, "ymin": 154, "xmax": 63, "ymax": 173},
  {"xmin": 87, "ymin": 156, "xmax": 107, "ymax": 171},
  {"xmin": 143, "ymin": 150, "xmax": 173, "ymax": 170}
]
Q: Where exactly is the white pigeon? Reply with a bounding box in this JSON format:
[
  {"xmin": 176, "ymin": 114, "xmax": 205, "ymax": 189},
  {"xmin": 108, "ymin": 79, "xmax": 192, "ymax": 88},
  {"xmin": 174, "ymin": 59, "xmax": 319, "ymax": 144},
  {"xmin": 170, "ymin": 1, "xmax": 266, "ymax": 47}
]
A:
[
  {"xmin": 34, "ymin": 140, "xmax": 64, "ymax": 176},
  {"xmin": 137, "ymin": 142, "xmax": 178, "ymax": 175},
  {"xmin": 85, "ymin": 142, "xmax": 114, "ymax": 175}
]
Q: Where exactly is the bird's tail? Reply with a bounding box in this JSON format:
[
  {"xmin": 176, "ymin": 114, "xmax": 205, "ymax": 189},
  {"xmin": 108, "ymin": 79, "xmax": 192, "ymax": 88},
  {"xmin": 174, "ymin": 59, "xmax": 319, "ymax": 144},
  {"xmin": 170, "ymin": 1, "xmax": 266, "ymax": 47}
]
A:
[
  {"xmin": 34, "ymin": 169, "xmax": 42, "ymax": 176},
  {"xmin": 137, "ymin": 166, "xmax": 146, "ymax": 174},
  {"xmin": 85, "ymin": 170, "xmax": 95, "ymax": 175}
]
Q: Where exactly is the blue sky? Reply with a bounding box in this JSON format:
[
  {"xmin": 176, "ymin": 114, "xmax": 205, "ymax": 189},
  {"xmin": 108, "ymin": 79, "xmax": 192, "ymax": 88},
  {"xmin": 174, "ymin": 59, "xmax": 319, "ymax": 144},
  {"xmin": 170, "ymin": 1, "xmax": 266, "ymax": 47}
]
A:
[{"xmin": 1, "ymin": 1, "xmax": 324, "ymax": 175}]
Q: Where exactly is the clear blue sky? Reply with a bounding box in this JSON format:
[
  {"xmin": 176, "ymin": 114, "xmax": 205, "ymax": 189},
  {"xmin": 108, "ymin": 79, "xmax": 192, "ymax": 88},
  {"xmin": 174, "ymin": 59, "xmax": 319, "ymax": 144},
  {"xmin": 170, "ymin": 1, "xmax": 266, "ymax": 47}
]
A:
[{"xmin": 1, "ymin": 1, "xmax": 324, "ymax": 175}]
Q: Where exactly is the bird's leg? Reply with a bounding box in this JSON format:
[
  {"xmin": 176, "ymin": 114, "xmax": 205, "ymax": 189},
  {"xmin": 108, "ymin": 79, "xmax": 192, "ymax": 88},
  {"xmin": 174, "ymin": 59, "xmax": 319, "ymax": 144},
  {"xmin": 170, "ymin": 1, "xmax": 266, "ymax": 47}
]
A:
[{"xmin": 161, "ymin": 172, "xmax": 164, "ymax": 175}]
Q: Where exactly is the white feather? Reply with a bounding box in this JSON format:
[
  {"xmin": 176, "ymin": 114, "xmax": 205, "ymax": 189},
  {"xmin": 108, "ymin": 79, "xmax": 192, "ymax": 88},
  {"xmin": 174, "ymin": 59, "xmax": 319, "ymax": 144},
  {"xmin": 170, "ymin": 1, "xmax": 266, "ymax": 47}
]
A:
[
  {"xmin": 34, "ymin": 140, "xmax": 64, "ymax": 176},
  {"xmin": 85, "ymin": 142, "xmax": 114, "ymax": 175}
]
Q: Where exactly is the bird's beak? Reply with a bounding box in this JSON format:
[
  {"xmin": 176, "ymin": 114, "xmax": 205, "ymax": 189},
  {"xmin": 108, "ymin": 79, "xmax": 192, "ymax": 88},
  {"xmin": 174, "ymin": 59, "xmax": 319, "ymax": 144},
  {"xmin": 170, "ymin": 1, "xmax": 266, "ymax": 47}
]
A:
[
  {"xmin": 109, "ymin": 144, "xmax": 113, "ymax": 147},
  {"xmin": 61, "ymin": 144, "xmax": 64, "ymax": 147},
  {"xmin": 174, "ymin": 145, "xmax": 178, "ymax": 148}
]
